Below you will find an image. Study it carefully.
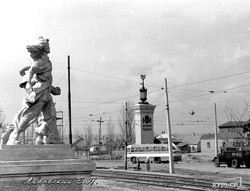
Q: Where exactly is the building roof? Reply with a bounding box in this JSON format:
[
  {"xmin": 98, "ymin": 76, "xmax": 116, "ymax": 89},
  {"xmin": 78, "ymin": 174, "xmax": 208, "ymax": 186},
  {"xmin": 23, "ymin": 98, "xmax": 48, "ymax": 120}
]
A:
[
  {"xmin": 182, "ymin": 135, "xmax": 201, "ymax": 145},
  {"xmin": 200, "ymin": 133, "xmax": 244, "ymax": 140},
  {"xmin": 155, "ymin": 134, "xmax": 182, "ymax": 144},
  {"xmin": 72, "ymin": 137, "xmax": 85, "ymax": 147},
  {"xmin": 104, "ymin": 139, "xmax": 117, "ymax": 146},
  {"xmin": 72, "ymin": 137, "xmax": 86, "ymax": 151},
  {"xmin": 219, "ymin": 121, "xmax": 250, "ymax": 128}
]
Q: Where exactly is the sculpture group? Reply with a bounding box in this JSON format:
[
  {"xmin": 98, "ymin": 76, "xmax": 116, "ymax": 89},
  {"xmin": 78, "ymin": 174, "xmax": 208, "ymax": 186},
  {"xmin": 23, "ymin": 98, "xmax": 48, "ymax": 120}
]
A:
[{"xmin": 1, "ymin": 37, "xmax": 63, "ymax": 145}]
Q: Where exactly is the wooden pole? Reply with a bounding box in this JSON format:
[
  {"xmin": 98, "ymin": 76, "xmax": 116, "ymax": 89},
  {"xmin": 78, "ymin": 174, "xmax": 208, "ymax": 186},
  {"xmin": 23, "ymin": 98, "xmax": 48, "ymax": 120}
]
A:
[
  {"xmin": 214, "ymin": 103, "xmax": 218, "ymax": 156},
  {"xmin": 164, "ymin": 78, "xmax": 174, "ymax": 174},
  {"xmin": 97, "ymin": 117, "xmax": 104, "ymax": 158},
  {"xmin": 125, "ymin": 102, "xmax": 128, "ymax": 170},
  {"xmin": 68, "ymin": 55, "xmax": 72, "ymax": 145}
]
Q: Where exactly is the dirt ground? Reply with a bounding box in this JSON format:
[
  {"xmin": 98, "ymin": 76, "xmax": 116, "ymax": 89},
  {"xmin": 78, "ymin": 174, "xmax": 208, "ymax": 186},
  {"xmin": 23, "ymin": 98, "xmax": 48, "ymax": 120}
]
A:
[
  {"xmin": 95, "ymin": 159, "xmax": 250, "ymax": 181},
  {"xmin": 88, "ymin": 153, "xmax": 250, "ymax": 190}
]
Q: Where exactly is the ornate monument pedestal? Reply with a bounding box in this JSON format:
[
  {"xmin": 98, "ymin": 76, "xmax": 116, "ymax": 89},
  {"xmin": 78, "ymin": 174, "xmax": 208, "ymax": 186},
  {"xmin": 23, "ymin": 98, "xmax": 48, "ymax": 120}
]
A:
[
  {"xmin": 133, "ymin": 103, "xmax": 156, "ymax": 144},
  {"xmin": 0, "ymin": 144, "xmax": 96, "ymax": 191}
]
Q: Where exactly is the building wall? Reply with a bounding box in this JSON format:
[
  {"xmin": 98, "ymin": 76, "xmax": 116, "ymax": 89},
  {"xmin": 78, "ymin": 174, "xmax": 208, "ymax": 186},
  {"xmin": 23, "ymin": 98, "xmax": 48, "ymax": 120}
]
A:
[
  {"xmin": 201, "ymin": 138, "xmax": 249, "ymax": 153},
  {"xmin": 200, "ymin": 139, "xmax": 225, "ymax": 154},
  {"xmin": 219, "ymin": 127, "xmax": 243, "ymax": 134},
  {"xmin": 187, "ymin": 142, "xmax": 201, "ymax": 153}
]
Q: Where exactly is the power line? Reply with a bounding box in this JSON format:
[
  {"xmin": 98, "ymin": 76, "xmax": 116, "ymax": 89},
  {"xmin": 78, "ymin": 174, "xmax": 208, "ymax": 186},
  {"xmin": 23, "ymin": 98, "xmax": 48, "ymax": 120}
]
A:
[
  {"xmin": 54, "ymin": 99, "xmax": 123, "ymax": 104},
  {"xmin": 57, "ymin": 67, "xmax": 250, "ymax": 118},
  {"xmin": 71, "ymin": 67, "xmax": 250, "ymax": 90},
  {"xmin": 54, "ymin": 72, "xmax": 67, "ymax": 85},
  {"xmin": 156, "ymin": 83, "xmax": 250, "ymax": 105},
  {"xmin": 169, "ymin": 70, "xmax": 250, "ymax": 89},
  {"xmin": 72, "ymin": 88, "xmax": 164, "ymax": 111},
  {"xmin": 71, "ymin": 67, "xmax": 162, "ymax": 89}
]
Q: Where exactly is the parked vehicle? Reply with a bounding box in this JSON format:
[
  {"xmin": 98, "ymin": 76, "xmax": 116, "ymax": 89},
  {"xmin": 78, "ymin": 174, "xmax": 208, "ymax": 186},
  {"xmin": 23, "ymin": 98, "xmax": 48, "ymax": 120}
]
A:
[
  {"xmin": 127, "ymin": 144, "xmax": 182, "ymax": 164},
  {"xmin": 89, "ymin": 145, "xmax": 109, "ymax": 155},
  {"xmin": 212, "ymin": 147, "xmax": 250, "ymax": 168}
]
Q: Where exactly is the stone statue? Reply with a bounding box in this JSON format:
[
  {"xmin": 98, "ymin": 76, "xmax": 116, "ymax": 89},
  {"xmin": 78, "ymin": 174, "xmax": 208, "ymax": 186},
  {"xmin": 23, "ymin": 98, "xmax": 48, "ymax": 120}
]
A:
[{"xmin": 1, "ymin": 37, "xmax": 63, "ymax": 145}]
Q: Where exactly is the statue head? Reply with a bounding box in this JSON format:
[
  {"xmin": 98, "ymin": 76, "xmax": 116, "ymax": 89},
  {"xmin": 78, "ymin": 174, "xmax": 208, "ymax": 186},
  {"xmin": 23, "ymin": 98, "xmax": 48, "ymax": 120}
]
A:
[{"xmin": 26, "ymin": 37, "xmax": 50, "ymax": 60}]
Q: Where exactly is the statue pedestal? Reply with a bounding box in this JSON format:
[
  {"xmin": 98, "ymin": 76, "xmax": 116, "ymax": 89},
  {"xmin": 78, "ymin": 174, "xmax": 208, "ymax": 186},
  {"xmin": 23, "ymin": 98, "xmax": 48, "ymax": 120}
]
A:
[
  {"xmin": 0, "ymin": 144, "xmax": 96, "ymax": 191},
  {"xmin": 133, "ymin": 103, "xmax": 156, "ymax": 145}
]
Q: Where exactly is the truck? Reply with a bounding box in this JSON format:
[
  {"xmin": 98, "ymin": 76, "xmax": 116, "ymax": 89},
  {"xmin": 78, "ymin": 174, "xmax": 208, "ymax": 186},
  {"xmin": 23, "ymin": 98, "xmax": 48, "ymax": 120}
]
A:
[{"xmin": 213, "ymin": 147, "xmax": 250, "ymax": 168}]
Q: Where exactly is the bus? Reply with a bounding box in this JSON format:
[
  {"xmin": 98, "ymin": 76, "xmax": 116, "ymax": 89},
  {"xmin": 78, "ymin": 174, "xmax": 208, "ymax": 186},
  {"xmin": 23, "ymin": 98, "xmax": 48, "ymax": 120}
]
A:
[{"xmin": 126, "ymin": 144, "xmax": 182, "ymax": 164}]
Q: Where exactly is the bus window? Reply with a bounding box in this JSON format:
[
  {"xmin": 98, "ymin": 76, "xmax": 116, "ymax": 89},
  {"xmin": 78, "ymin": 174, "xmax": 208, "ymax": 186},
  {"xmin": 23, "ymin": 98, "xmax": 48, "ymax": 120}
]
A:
[
  {"xmin": 137, "ymin": 147, "xmax": 145, "ymax": 152},
  {"xmin": 161, "ymin": 146, "xmax": 166, "ymax": 151},
  {"xmin": 127, "ymin": 148, "xmax": 131, "ymax": 153},
  {"xmin": 146, "ymin": 147, "xmax": 153, "ymax": 152},
  {"xmin": 154, "ymin": 147, "xmax": 160, "ymax": 151},
  {"xmin": 131, "ymin": 147, "xmax": 137, "ymax": 152},
  {"xmin": 161, "ymin": 146, "xmax": 169, "ymax": 151}
]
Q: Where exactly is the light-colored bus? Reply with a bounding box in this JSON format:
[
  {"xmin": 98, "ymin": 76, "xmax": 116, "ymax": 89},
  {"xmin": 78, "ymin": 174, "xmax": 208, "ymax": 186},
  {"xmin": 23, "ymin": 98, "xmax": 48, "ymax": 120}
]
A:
[{"xmin": 127, "ymin": 144, "xmax": 182, "ymax": 164}]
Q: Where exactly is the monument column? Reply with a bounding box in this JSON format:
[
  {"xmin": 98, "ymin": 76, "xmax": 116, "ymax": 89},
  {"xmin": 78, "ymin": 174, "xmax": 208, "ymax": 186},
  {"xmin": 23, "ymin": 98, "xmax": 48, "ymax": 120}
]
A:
[{"xmin": 133, "ymin": 75, "xmax": 156, "ymax": 145}]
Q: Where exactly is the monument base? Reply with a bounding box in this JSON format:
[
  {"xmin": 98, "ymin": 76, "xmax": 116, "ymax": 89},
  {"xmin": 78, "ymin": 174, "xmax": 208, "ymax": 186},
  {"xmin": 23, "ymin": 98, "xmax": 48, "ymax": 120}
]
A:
[
  {"xmin": 133, "ymin": 103, "xmax": 156, "ymax": 145},
  {"xmin": 0, "ymin": 144, "xmax": 96, "ymax": 191}
]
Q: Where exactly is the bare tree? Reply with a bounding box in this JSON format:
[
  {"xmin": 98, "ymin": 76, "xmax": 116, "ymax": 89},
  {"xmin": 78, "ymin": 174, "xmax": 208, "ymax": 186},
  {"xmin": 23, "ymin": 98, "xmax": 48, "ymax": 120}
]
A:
[
  {"xmin": 224, "ymin": 104, "xmax": 250, "ymax": 146},
  {"xmin": 0, "ymin": 109, "xmax": 6, "ymax": 133},
  {"xmin": 106, "ymin": 116, "xmax": 116, "ymax": 142},
  {"xmin": 83, "ymin": 123, "xmax": 93, "ymax": 149},
  {"xmin": 118, "ymin": 101, "xmax": 135, "ymax": 146}
]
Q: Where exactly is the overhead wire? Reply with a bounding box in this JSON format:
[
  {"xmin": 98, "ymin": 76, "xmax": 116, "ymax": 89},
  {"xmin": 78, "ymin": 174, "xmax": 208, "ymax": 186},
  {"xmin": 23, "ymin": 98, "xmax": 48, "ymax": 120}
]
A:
[
  {"xmin": 70, "ymin": 67, "xmax": 162, "ymax": 89},
  {"xmin": 168, "ymin": 70, "xmax": 250, "ymax": 89},
  {"xmin": 64, "ymin": 66, "xmax": 250, "ymax": 111},
  {"xmin": 54, "ymin": 72, "xmax": 67, "ymax": 85},
  {"xmin": 61, "ymin": 66, "xmax": 250, "ymax": 132},
  {"xmin": 155, "ymin": 83, "xmax": 250, "ymax": 106},
  {"xmin": 72, "ymin": 88, "xmax": 164, "ymax": 111}
]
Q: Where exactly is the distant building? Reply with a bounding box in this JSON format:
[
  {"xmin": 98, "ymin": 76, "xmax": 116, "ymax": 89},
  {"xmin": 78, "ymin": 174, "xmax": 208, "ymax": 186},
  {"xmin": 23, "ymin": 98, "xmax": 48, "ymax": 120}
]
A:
[
  {"xmin": 72, "ymin": 137, "xmax": 86, "ymax": 156},
  {"xmin": 200, "ymin": 133, "xmax": 246, "ymax": 154},
  {"xmin": 200, "ymin": 121, "xmax": 250, "ymax": 154},
  {"xmin": 154, "ymin": 133, "xmax": 182, "ymax": 145},
  {"xmin": 218, "ymin": 121, "xmax": 250, "ymax": 138},
  {"xmin": 179, "ymin": 135, "xmax": 201, "ymax": 153}
]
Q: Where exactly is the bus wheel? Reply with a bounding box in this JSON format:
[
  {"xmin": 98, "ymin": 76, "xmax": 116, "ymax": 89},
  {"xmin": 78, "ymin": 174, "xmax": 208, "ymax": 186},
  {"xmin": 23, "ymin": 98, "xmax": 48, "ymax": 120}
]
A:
[
  {"xmin": 154, "ymin": 157, "xmax": 161, "ymax": 164},
  {"xmin": 131, "ymin": 157, "xmax": 137, "ymax": 164},
  {"xmin": 232, "ymin": 159, "xmax": 240, "ymax": 168},
  {"xmin": 214, "ymin": 158, "xmax": 220, "ymax": 167}
]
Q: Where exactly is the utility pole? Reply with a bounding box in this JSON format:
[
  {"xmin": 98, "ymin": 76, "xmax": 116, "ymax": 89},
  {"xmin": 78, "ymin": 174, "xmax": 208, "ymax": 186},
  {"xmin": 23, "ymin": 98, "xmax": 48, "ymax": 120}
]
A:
[
  {"xmin": 125, "ymin": 102, "xmax": 128, "ymax": 170},
  {"xmin": 68, "ymin": 55, "xmax": 72, "ymax": 145},
  {"xmin": 97, "ymin": 117, "xmax": 104, "ymax": 158},
  {"xmin": 214, "ymin": 103, "xmax": 218, "ymax": 156},
  {"xmin": 164, "ymin": 78, "xmax": 174, "ymax": 174}
]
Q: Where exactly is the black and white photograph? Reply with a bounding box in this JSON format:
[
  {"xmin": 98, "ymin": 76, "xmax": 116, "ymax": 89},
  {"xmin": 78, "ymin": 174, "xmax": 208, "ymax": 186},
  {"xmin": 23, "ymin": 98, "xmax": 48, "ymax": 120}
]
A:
[{"xmin": 0, "ymin": 0, "xmax": 250, "ymax": 190}]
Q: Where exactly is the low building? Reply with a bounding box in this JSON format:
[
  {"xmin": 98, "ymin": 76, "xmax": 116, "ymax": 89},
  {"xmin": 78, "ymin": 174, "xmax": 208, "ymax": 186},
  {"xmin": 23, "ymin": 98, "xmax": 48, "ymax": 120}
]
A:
[
  {"xmin": 154, "ymin": 133, "xmax": 182, "ymax": 145},
  {"xmin": 200, "ymin": 133, "xmax": 246, "ymax": 154},
  {"xmin": 72, "ymin": 137, "xmax": 86, "ymax": 156},
  {"xmin": 201, "ymin": 120, "xmax": 250, "ymax": 154},
  {"xmin": 179, "ymin": 135, "xmax": 201, "ymax": 153}
]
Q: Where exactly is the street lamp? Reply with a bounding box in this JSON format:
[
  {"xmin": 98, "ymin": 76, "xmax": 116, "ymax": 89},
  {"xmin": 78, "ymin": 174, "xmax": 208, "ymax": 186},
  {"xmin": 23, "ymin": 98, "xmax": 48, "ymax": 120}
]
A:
[{"xmin": 139, "ymin": 74, "xmax": 148, "ymax": 104}]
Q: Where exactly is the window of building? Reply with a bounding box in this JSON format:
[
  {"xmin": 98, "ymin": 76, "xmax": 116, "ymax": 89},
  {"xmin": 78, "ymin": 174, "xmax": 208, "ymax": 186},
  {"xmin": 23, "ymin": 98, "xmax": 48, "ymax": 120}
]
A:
[{"xmin": 207, "ymin": 142, "xmax": 210, "ymax": 148}]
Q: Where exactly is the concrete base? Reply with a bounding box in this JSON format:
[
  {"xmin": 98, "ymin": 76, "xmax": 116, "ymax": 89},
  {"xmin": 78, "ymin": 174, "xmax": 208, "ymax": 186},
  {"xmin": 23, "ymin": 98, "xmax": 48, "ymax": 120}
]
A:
[{"xmin": 0, "ymin": 144, "xmax": 96, "ymax": 191}]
